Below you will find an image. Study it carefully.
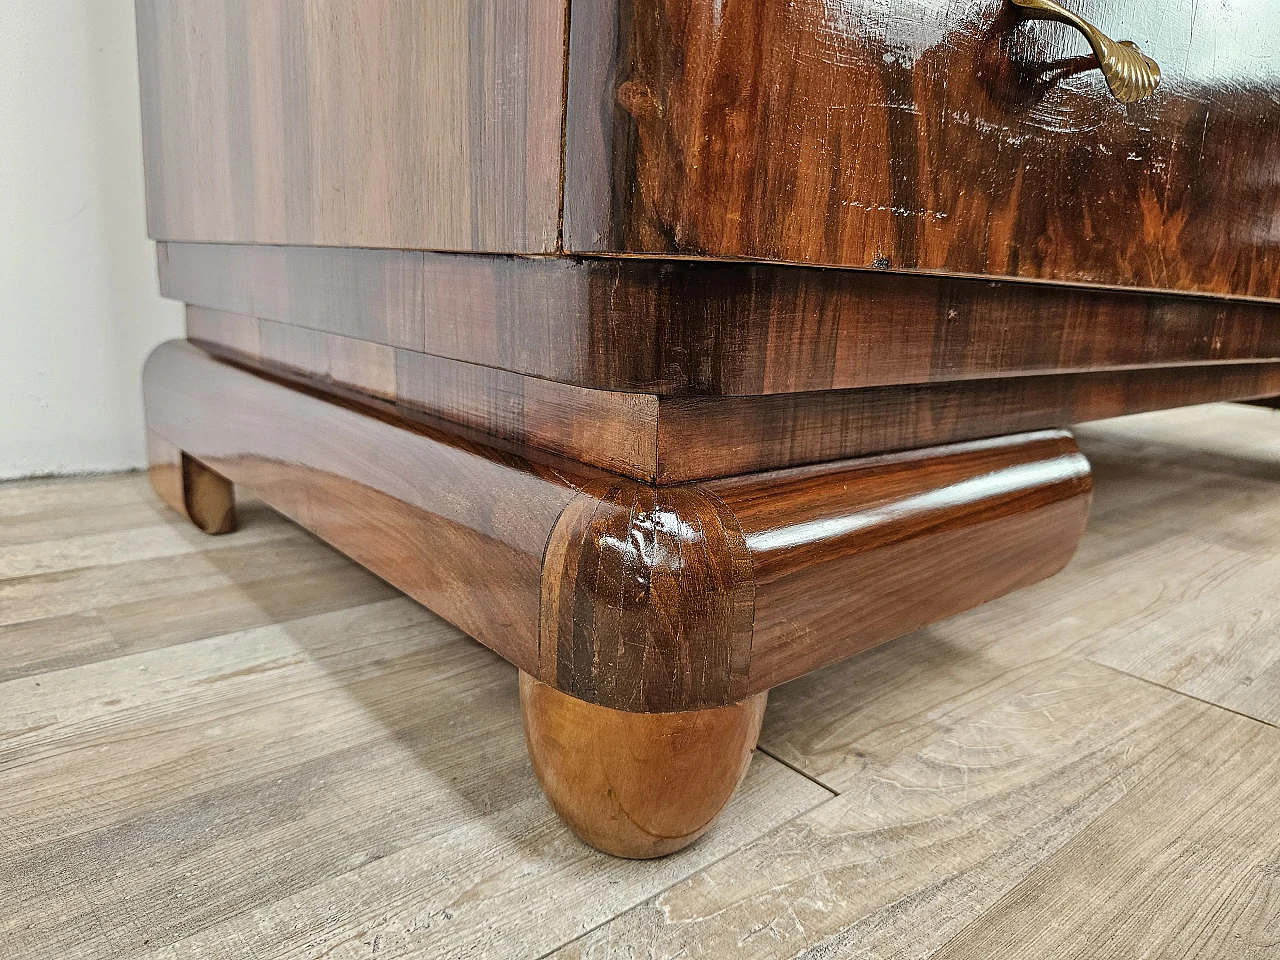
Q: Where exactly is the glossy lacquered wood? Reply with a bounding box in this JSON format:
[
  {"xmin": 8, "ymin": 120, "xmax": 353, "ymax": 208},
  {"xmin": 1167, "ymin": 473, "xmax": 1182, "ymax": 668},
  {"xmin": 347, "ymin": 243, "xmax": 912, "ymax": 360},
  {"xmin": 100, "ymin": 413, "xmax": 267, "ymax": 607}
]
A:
[
  {"xmin": 144, "ymin": 340, "xmax": 590, "ymax": 675},
  {"xmin": 135, "ymin": 0, "xmax": 564, "ymax": 251},
  {"xmin": 541, "ymin": 480, "xmax": 754, "ymax": 712},
  {"xmin": 520, "ymin": 673, "xmax": 768, "ymax": 858},
  {"xmin": 164, "ymin": 242, "xmax": 1280, "ymax": 397},
  {"xmin": 145, "ymin": 431, "xmax": 236, "ymax": 535},
  {"xmin": 711, "ymin": 431, "xmax": 1092, "ymax": 691},
  {"xmin": 189, "ymin": 306, "xmax": 1280, "ymax": 484},
  {"xmin": 144, "ymin": 340, "xmax": 1092, "ymax": 711},
  {"xmin": 135, "ymin": 1, "xmax": 1280, "ymax": 299},
  {"xmin": 145, "ymin": 342, "xmax": 1092, "ymax": 855},
  {"xmin": 17, "ymin": 412, "xmax": 1280, "ymax": 947},
  {"xmin": 565, "ymin": 0, "xmax": 1280, "ymax": 298}
]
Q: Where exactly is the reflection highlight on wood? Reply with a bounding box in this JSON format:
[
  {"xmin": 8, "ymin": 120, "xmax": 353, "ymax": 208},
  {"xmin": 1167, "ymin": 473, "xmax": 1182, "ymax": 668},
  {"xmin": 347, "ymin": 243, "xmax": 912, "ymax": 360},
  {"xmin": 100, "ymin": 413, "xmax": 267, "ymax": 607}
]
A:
[
  {"xmin": 143, "ymin": 341, "xmax": 1097, "ymax": 856},
  {"xmin": 12, "ymin": 407, "xmax": 1280, "ymax": 950},
  {"xmin": 162, "ymin": 242, "xmax": 1280, "ymax": 397},
  {"xmin": 189, "ymin": 304, "xmax": 1280, "ymax": 483},
  {"xmin": 144, "ymin": 341, "xmax": 1093, "ymax": 713},
  {"xmin": 144, "ymin": 340, "xmax": 588, "ymax": 676},
  {"xmin": 565, "ymin": 0, "xmax": 1280, "ymax": 298},
  {"xmin": 519, "ymin": 672, "xmax": 768, "ymax": 858},
  {"xmin": 146, "ymin": 430, "xmax": 236, "ymax": 535},
  {"xmin": 714, "ymin": 431, "xmax": 1093, "ymax": 690}
]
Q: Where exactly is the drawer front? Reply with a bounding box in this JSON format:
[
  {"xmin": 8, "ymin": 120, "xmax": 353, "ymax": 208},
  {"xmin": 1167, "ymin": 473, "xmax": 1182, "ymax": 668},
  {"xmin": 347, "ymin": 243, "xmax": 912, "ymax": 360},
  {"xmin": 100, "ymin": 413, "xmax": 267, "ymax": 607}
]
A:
[{"xmin": 564, "ymin": 0, "xmax": 1280, "ymax": 299}]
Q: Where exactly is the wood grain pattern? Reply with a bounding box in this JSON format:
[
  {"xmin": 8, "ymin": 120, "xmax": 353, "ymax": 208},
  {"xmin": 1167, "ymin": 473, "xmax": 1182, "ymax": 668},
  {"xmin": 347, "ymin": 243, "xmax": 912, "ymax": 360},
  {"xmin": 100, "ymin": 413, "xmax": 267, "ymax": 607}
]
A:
[
  {"xmin": 540, "ymin": 479, "xmax": 754, "ymax": 712},
  {"xmin": 552, "ymin": 404, "xmax": 1280, "ymax": 953},
  {"xmin": 9, "ymin": 406, "xmax": 1280, "ymax": 952},
  {"xmin": 143, "ymin": 340, "xmax": 590, "ymax": 676},
  {"xmin": 145, "ymin": 431, "xmax": 237, "ymax": 535},
  {"xmin": 135, "ymin": 0, "xmax": 564, "ymax": 251},
  {"xmin": 144, "ymin": 341, "xmax": 1092, "ymax": 716},
  {"xmin": 395, "ymin": 348, "xmax": 658, "ymax": 477},
  {"xmin": 190, "ymin": 305, "xmax": 1280, "ymax": 483},
  {"xmin": 520, "ymin": 673, "xmax": 768, "ymax": 858},
  {"xmin": 256, "ymin": 319, "xmax": 398, "ymax": 400},
  {"xmin": 162, "ymin": 241, "xmax": 1280, "ymax": 397},
  {"xmin": 559, "ymin": 661, "xmax": 1280, "ymax": 959},
  {"xmin": 713, "ymin": 430, "xmax": 1093, "ymax": 691},
  {"xmin": 0, "ymin": 479, "xmax": 395, "ymax": 683},
  {"xmin": 0, "ymin": 512, "xmax": 384, "ymax": 677},
  {"xmin": 0, "ymin": 574, "xmax": 826, "ymax": 958},
  {"xmin": 190, "ymin": 307, "xmax": 660, "ymax": 476},
  {"xmin": 931, "ymin": 711, "xmax": 1280, "ymax": 958},
  {"xmin": 656, "ymin": 363, "xmax": 1280, "ymax": 481},
  {"xmin": 565, "ymin": 0, "xmax": 1280, "ymax": 299},
  {"xmin": 1084, "ymin": 412, "xmax": 1280, "ymax": 728}
]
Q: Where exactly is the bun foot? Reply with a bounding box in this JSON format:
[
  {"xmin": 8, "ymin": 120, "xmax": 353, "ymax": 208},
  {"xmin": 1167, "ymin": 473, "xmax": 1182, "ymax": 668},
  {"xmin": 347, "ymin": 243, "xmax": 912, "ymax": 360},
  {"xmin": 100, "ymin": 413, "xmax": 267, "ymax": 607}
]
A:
[
  {"xmin": 146, "ymin": 430, "xmax": 236, "ymax": 535},
  {"xmin": 519, "ymin": 671, "xmax": 767, "ymax": 858}
]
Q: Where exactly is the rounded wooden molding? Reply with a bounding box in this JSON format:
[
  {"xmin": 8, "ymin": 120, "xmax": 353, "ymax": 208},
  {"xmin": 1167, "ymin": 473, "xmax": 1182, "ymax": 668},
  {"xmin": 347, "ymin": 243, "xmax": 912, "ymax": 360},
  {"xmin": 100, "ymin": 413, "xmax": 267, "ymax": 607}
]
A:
[
  {"xmin": 519, "ymin": 671, "xmax": 767, "ymax": 858},
  {"xmin": 540, "ymin": 477, "xmax": 754, "ymax": 713}
]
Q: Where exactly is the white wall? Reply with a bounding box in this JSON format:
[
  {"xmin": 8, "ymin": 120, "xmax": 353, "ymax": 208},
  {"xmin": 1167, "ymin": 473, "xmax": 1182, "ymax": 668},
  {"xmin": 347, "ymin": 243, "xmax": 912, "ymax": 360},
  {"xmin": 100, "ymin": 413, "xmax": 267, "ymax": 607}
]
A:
[{"xmin": 0, "ymin": 0, "xmax": 182, "ymax": 479}]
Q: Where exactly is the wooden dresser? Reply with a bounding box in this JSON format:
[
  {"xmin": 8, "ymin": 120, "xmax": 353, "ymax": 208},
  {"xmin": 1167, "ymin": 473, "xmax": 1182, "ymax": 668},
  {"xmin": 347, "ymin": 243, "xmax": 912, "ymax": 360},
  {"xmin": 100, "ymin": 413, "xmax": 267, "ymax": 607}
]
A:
[{"xmin": 135, "ymin": 0, "xmax": 1280, "ymax": 857}]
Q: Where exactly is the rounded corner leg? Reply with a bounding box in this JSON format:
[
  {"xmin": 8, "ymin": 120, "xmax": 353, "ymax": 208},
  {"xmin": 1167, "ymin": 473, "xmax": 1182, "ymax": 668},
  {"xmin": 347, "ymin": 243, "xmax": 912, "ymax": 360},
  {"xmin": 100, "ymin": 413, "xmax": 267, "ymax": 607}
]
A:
[
  {"xmin": 518, "ymin": 671, "xmax": 767, "ymax": 859},
  {"xmin": 146, "ymin": 430, "xmax": 237, "ymax": 535}
]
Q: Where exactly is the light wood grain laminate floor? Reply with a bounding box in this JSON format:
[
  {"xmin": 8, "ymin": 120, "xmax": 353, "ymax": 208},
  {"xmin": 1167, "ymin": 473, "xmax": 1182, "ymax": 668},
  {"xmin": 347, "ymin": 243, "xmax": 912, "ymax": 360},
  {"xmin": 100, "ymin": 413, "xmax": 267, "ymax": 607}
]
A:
[{"xmin": 3, "ymin": 403, "xmax": 1279, "ymax": 959}]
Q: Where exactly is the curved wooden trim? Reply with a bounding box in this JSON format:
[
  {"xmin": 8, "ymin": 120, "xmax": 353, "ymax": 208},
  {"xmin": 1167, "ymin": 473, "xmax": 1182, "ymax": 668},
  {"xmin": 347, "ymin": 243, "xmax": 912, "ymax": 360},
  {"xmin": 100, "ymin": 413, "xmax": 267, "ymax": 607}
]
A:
[
  {"xmin": 540, "ymin": 478, "xmax": 754, "ymax": 712},
  {"xmin": 711, "ymin": 431, "xmax": 1093, "ymax": 691},
  {"xmin": 143, "ymin": 340, "xmax": 1092, "ymax": 712},
  {"xmin": 143, "ymin": 339, "xmax": 593, "ymax": 675}
]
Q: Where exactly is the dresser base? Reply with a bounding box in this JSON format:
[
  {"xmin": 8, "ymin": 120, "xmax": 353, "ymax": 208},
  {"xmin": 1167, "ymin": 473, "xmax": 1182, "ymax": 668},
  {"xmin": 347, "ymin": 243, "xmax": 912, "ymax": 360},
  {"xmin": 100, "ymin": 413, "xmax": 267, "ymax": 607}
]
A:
[{"xmin": 143, "ymin": 340, "xmax": 1092, "ymax": 856}]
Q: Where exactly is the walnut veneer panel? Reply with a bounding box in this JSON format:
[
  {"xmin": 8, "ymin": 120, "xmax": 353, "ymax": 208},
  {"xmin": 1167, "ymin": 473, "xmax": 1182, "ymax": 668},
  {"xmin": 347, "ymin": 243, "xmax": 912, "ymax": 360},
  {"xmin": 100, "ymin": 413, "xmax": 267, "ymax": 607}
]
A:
[
  {"xmin": 186, "ymin": 308, "xmax": 662, "ymax": 478},
  {"xmin": 135, "ymin": 0, "xmax": 565, "ymax": 251},
  {"xmin": 188, "ymin": 307, "xmax": 1280, "ymax": 483},
  {"xmin": 564, "ymin": 0, "xmax": 1280, "ymax": 298},
  {"xmin": 164, "ymin": 243, "xmax": 1280, "ymax": 396}
]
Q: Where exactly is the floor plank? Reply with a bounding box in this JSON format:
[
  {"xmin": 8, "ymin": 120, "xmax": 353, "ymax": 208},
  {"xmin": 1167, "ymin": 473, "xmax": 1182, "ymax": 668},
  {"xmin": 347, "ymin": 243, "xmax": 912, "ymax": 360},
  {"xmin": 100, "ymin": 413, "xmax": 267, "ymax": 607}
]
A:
[
  {"xmin": 0, "ymin": 501, "xmax": 292, "ymax": 579},
  {"xmin": 931, "ymin": 708, "xmax": 1280, "ymax": 960},
  {"xmin": 0, "ymin": 522, "xmax": 370, "ymax": 630},
  {"xmin": 554, "ymin": 659, "xmax": 1280, "ymax": 960},
  {"xmin": 3, "ymin": 405, "xmax": 1280, "ymax": 959},
  {"xmin": 1083, "ymin": 409, "xmax": 1280, "ymax": 728},
  {"xmin": 121, "ymin": 759, "xmax": 823, "ymax": 960},
  {"xmin": 1091, "ymin": 552, "xmax": 1280, "ymax": 728},
  {"xmin": 0, "ymin": 595, "xmax": 827, "ymax": 959},
  {"xmin": 0, "ymin": 471, "xmax": 157, "ymax": 516}
]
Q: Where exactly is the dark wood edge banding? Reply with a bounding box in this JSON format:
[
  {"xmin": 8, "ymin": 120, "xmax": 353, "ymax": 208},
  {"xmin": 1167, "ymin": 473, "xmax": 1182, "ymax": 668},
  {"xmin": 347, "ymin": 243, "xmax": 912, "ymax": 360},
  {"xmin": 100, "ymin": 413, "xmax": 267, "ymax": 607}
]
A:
[
  {"xmin": 159, "ymin": 241, "xmax": 1280, "ymax": 397},
  {"xmin": 185, "ymin": 305, "xmax": 1280, "ymax": 486}
]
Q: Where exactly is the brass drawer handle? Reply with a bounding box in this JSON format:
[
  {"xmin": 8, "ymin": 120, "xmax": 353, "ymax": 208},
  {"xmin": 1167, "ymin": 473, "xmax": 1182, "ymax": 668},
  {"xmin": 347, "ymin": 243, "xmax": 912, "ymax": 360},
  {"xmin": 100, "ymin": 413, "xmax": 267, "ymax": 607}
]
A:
[{"xmin": 1011, "ymin": 0, "xmax": 1161, "ymax": 102}]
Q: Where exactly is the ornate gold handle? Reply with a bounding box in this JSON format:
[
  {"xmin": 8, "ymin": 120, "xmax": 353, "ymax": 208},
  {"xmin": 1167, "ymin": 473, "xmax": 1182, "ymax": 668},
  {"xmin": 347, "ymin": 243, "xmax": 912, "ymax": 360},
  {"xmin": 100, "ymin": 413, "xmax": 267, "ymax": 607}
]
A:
[{"xmin": 1010, "ymin": 0, "xmax": 1160, "ymax": 102}]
